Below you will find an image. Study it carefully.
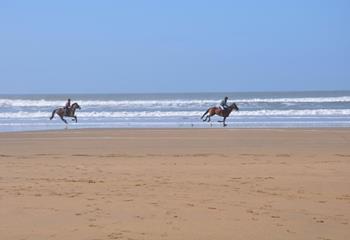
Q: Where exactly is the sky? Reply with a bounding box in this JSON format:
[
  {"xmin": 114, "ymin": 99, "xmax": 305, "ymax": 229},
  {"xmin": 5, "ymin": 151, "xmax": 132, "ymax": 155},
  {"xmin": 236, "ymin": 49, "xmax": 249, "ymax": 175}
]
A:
[{"xmin": 0, "ymin": 0, "xmax": 349, "ymax": 94}]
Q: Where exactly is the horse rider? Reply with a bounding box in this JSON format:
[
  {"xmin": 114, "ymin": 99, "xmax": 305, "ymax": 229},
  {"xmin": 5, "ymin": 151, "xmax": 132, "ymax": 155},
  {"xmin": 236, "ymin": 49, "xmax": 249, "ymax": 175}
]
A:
[
  {"xmin": 219, "ymin": 96, "xmax": 229, "ymax": 110},
  {"xmin": 64, "ymin": 98, "xmax": 71, "ymax": 115}
]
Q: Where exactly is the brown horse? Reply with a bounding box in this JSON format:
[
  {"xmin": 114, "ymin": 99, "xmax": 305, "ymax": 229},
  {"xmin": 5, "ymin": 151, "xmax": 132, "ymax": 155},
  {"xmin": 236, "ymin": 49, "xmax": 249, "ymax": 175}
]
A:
[
  {"xmin": 201, "ymin": 103, "xmax": 239, "ymax": 127},
  {"xmin": 50, "ymin": 102, "xmax": 81, "ymax": 124}
]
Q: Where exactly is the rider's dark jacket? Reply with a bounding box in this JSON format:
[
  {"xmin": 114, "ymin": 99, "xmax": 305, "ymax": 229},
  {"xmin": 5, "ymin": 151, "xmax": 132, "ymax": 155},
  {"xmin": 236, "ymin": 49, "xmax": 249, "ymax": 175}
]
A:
[
  {"xmin": 64, "ymin": 101, "xmax": 71, "ymax": 114},
  {"xmin": 220, "ymin": 99, "xmax": 229, "ymax": 109}
]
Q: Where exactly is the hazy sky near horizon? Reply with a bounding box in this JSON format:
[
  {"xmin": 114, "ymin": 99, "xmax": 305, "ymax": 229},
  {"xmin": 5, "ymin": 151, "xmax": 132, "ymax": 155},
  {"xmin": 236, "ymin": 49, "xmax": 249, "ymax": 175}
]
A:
[{"xmin": 0, "ymin": 0, "xmax": 349, "ymax": 94}]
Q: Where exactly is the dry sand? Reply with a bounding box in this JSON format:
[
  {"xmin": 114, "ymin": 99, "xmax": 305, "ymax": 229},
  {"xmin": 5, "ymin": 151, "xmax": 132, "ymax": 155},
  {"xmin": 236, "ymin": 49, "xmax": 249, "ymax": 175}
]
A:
[{"xmin": 0, "ymin": 128, "xmax": 349, "ymax": 240}]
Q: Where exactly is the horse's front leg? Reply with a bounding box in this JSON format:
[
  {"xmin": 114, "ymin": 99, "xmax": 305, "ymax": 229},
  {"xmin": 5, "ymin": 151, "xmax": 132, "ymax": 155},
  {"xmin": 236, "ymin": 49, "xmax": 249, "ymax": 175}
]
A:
[
  {"xmin": 74, "ymin": 116, "xmax": 78, "ymax": 123},
  {"xmin": 223, "ymin": 117, "xmax": 227, "ymax": 127}
]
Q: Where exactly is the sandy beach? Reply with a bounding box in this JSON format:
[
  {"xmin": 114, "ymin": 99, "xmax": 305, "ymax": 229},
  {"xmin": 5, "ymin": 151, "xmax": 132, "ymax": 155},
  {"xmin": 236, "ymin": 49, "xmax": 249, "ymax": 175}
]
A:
[{"xmin": 0, "ymin": 128, "xmax": 349, "ymax": 240}]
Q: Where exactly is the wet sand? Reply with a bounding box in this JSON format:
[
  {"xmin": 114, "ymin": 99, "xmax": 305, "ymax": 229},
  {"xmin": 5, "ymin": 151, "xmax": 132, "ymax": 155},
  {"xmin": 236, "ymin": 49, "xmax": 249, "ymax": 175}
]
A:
[{"xmin": 0, "ymin": 128, "xmax": 350, "ymax": 240}]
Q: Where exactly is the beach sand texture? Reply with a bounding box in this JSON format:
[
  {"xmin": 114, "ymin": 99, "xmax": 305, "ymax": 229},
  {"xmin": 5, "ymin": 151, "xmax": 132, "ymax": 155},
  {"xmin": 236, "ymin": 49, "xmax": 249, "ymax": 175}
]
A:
[{"xmin": 0, "ymin": 129, "xmax": 350, "ymax": 240}]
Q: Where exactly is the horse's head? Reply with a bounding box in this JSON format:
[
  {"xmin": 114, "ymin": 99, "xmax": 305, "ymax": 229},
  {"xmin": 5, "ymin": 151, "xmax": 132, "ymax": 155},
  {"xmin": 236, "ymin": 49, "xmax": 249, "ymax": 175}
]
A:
[
  {"xmin": 229, "ymin": 102, "xmax": 239, "ymax": 112},
  {"xmin": 72, "ymin": 103, "xmax": 81, "ymax": 110}
]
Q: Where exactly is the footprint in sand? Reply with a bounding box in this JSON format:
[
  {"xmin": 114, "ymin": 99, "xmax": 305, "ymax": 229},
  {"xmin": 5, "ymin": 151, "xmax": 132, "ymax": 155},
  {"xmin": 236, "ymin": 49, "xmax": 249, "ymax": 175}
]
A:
[
  {"xmin": 335, "ymin": 154, "xmax": 350, "ymax": 158},
  {"xmin": 108, "ymin": 232, "xmax": 123, "ymax": 239},
  {"xmin": 276, "ymin": 154, "xmax": 290, "ymax": 157},
  {"xmin": 336, "ymin": 194, "xmax": 350, "ymax": 201},
  {"xmin": 313, "ymin": 217, "xmax": 325, "ymax": 223},
  {"xmin": 135, "ymin": 215, "xmax": 144, "ymax": 220}
]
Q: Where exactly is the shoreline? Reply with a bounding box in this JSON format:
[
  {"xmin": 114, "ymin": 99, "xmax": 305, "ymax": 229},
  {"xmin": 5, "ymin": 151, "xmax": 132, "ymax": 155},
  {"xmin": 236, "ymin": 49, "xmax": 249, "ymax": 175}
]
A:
[{"xmin": 1, "ymin": 126, "xmax": 350, "ymax": 134}]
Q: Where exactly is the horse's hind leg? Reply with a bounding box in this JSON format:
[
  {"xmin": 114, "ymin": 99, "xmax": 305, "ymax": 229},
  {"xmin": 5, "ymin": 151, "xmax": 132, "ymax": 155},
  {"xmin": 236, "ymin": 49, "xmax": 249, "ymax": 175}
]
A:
[
  {"xmin": 202, "ymin": 115, "xmax": 208, "ymax": 121},
  {"xmin": 60, "ymin": 116, "xmax": 68, "ymax": 124},
  {"xmin": 201, "ymin": 109, "xmax": 209, "ymax": 120},
  {"xmin": 202, "ymin": 116, "xmax": 211, "ymax": 122},
  {"xmin": 49, "ymin": 110, "xmax": 56, "ymax": 120}
]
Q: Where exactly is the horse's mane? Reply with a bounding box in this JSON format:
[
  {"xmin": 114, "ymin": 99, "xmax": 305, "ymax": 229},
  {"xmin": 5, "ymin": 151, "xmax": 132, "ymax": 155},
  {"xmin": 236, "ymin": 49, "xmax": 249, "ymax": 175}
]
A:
[{"xmin": 71, "ymin": 102, "xmax": 79, "ymax": 107}]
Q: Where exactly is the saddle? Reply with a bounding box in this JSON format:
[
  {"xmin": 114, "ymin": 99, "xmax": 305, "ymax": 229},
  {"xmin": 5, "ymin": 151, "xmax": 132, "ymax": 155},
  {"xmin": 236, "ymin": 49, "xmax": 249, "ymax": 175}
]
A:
[
  {"xmin": 64, "ymin": 107, "xmax": 71, "ymax": 116},
  {"xmin": 218, "ymin": 105, "xmax": 228, "ymax": 111}
]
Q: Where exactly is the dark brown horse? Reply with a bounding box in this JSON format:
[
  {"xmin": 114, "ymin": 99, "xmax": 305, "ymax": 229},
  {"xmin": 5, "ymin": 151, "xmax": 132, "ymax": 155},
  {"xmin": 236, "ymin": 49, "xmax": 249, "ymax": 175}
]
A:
[
  {"xmin": 201, "ymin": 103, "xmax": 239, "ymax": 127},
  {"xmin": 50, "ymin": 102, "xmax": 81, "ymax": 124}
]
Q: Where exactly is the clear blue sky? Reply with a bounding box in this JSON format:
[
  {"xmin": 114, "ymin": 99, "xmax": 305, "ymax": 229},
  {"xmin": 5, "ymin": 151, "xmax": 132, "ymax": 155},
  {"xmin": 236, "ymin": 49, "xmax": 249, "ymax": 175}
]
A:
[{"xmin": 0, "ymin": 0, "xmax": 349, "ymax": 94}]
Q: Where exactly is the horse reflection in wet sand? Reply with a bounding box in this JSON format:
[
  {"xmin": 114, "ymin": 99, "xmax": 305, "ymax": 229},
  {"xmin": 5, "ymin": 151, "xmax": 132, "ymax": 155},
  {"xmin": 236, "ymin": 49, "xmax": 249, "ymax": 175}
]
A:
[
  {"xmin": 50, "ymin": 102, "xmax": 81, "ymax": 124},
  {"xmin": 201, "ymin": 103, "xmax": 239, "ymax": 127}
]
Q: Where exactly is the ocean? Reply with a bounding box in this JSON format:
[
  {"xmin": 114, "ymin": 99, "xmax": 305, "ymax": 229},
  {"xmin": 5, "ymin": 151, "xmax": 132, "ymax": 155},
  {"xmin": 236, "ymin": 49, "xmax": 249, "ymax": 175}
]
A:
[{"xmin": 0, "ymin": 91, "xmax": 350, "ymax": 132}]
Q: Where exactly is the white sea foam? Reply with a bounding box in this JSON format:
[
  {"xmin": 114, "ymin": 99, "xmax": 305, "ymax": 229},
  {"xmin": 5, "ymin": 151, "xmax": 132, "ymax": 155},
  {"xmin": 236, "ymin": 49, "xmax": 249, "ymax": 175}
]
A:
[
  {"xmin": 236, "ymin": 96, "xmax": 350, "ymax": 103},
  {"xmin": 0, "ymin": 99, "xmax": 214, "ymax": 107},
  {"xmin": 1, "ymin": 96, "xmax": 350, "ymax": 107},
  {"xmin": 1, "ymin": 109, "xmax": 350, "ymax": 119},
  {"xmin": 237, "ymin": 109, "xmax": 350, "ymax": 116},
  {"xmin": 0, "ymin": 111, "xmax": 202, "ymax": 118}
]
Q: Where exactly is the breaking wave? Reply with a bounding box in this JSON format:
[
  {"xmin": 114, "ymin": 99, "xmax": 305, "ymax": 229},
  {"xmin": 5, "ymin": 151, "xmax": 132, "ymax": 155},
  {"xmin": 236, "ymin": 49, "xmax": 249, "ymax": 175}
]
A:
[
  {"xmin": 1, "ymin": 96, "xmax": 350, "ymax": 108},
  {"xmin": 1, "ymin": 109, "xmax": 350, "ymax": 119}
]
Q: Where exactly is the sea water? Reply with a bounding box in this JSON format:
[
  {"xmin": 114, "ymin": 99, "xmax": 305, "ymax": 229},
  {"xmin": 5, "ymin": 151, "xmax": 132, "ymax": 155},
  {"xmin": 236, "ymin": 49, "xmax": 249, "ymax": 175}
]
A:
[{"xmin": 0, "ymin": 91, "xmax": 349, "ymax": 132}]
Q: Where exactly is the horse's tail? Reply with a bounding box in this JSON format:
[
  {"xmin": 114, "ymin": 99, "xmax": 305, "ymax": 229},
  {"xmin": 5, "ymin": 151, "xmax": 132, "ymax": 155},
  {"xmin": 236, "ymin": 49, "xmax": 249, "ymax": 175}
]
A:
[
  {"xmin": 50, "ymin": 109, "xmax": 56, "ymax": 120},
  {"xmin": 201, "ymin": 109, "xmax": 209, "ymax": 119}
]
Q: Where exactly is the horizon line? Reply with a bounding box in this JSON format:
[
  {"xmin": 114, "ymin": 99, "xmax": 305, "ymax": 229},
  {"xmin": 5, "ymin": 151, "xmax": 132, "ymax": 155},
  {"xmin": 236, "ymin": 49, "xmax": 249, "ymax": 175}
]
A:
[{"xmin": 1, "ymin": 89, "xmax": 350, "ymax": 95}]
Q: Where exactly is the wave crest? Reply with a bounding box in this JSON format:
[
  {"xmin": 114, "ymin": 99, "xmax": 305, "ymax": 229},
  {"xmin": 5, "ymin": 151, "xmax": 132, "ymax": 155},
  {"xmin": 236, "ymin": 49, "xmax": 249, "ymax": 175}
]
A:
[
  {"xmin": 1, "ymin": 96, "xmax": 350, "ymax": 107},
  {"xmin": 1, "ymin": 109, "xmax": 350, "ymax": 119}
]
